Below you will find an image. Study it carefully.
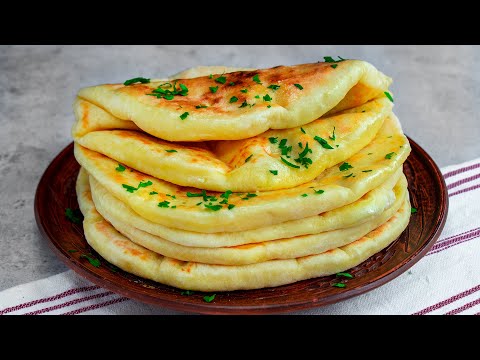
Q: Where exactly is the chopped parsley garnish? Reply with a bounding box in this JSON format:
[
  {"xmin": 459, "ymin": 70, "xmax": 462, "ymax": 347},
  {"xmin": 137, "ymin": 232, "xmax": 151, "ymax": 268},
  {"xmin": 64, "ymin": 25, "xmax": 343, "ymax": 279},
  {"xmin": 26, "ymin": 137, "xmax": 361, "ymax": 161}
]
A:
[
  {"xmin": 336, "ymin": 272, "xmax": 353, "ymax": 279},
  {"xmin": 196, "ymin": 104, "xmax": 208, "ymax": 109},
  {"xmin": 339, "ymin": 162, "xmax": 353, "ymax": 171},
  {"xmin": 229, "ymin": 96, "xmax": 238, "ymax": 103},
  {"xmin": 229, "ymin": 82, "xmax": 235, "ymax": 86},
  {"xmin": 331, "ymin": 64, "xmax": 338, "ymax": 69},
  {"xmin": 269, "ymin": 137, "xmax": 278, "ymax": 144},
  {"xmin": 67, "ymin": 249, "xmax": 78, "ymax": 253},
  {"xmin": 368, "ymin": 152, "xmax": 373, "ymax": 155},
  {"xmin": 215, "ymin": 75, "xmax": 227, "ymax": 84},
  {"xmin": 281, "ymin": 157, "xmax": 300, "ymax": 168},
  {"xmin": 240, "ymin": 88, "xmax": 248, "ymax": 93},
  {"xmin": 166, "ymin": 194, "xmax": 176, "ymax": 199},
  {"xmin": 209, "ymin": 86, "xmax": 219, "ymax": 93},
  {"xmin": 411, "ymin": 207, "xmax": 418, "ymax": 214},
  {"xmin": 255, "ymin": 95, "xmax": 260, "ymax": 99},
  {"xmin": 148, "ymin": 81, "xmax": 188, "ymax": 100},
  {"xmin": 301, "ymin": 127, "xmax": 306, "ymax": 134},
  {"xmin": 269, "ymin": 170, "xmax": 278, "ymax": 175},
  {"xmin": 246, "ymin": 193, "xmax": 257, "ymax": 198},
  {"xmin": 314, "ymin": 136, "xmax": 334, "ymax": 149},
  {"xmin": 301, "ymin": 194, "xmax": 308, "ymax": 197},
  {"xmin": 362, "ymin": 170, "xmax": 372, "ymax": 173},
  {"xmin": 332, "ymin": 283, "xmax": 346, "ymax": 288},
  {"xmin": 385, "ymin": 152, "xmax": 396, "ymax": 159},
  {"xmin": 314, "ymin": 189, "xmax": 324, "ymax": 195},
  {"xmin": 181, "ymin": 290, "xmax": 195, "ymax": 296},
  {"xmin": 228, "ymin": 204, "xmax": 235, "ymax": 210},
  {"xmin": 123, "ymin": 77, "xmax": 150, "ymax": 86},
  {"xmin": 239, "ymin": 100, "xmax": 249, "ymax": 108},
  {"xmin": 343, "ymin": 173, "xmax": 354, "ymax": 178},
  {"xmin": 204, "ymin": 204, "xmax": 222, "ymax": 211},
  {"xmin": 298, "ymin": 142, "xmax": 303, "ymax": 148},
  {"xmin": 187, "ymin": 191, "xmax": 205, "ymax": 198},
  {"xmin": 384, "ymin": 91, "xmax": 394, "ymax": 102},
  {"xmin": 165, "ymin": 149, "xmax": 177, "ymax": 153},
  {"xmin": 219, "ymin": 199, "xmax": 228, "ymax": 204},
  {"xmin": 122, "ymin": 180, "xmax": 153, "ymax": 193},
  {"xmin": 149, "ymin": 191, "xmax": 158, "ymax": 195},
  {"xmin": 209, "ymin": 74, "xmax": 213, "ymax": 79},
  {"xmin": 268, "ymin": 84, "xmax": 280, "ymax": 91},
  {"xmin": 294, "ymin": 83, "xmax": 303, "ymax": 90},
  {"xmin": 245, "ymin": 154, "xmax": 253, "ymax": 163},
  {"xmin": 267, "ymin": 105, "xmax": 271, "ymax": 108},
  {"xmin": 252, "ymin": 74, "xmax": 262, "ymax": 84},
  {"xmin": 203, "ymin": 294, "xmax": 216, "ymax": 303},
  {"xmin": 80, "ymin": 254, "xmax": 101, "ymax": 268},
  {"xmin": 180, "ymin": 112, "xmax": 189, "ymax": 120},
  {"xmin": 158, "ymin": 201, "xmax": 170, "ymax": 208},
  {"xmin": 329, "ymin": 127, "xmax": 336, "ymax": 141},
  {"xmin": 195, "ymin": 202, "xmax": 202, "ymax": 206},
  {"xmin": 263, "ymin": 94, "xmax": 272, "ymax": 102},
  {"xmin": 323, "ymin": 56, "xmax": 346, "ymax": 63},
  {"xmin": 115, "ymin": 164, "xmax": 126, "ymax": 172},
  {"xmin": 294, "ymin": 142, "xmax": 313, "ymax": 168},
  {"xmin": 220, "ymin": 190, "xmax": 232, "ymax": 200}
]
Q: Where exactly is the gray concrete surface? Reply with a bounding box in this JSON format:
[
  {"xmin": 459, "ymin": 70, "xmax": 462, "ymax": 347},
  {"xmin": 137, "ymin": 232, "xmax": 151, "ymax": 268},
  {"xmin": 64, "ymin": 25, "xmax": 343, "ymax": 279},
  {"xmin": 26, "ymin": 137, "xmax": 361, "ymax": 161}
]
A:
[{"xmin": 1, "ymin": 45, "xmax": 479, "ymax": 294}]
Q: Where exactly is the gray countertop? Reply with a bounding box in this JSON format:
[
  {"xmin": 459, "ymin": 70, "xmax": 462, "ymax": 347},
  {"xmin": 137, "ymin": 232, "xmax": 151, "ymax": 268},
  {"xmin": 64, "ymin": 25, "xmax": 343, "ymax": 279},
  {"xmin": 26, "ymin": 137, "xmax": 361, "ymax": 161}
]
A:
[{"xmin": 1, "ymin": 45, "xmax": 479, "ymax": 310}]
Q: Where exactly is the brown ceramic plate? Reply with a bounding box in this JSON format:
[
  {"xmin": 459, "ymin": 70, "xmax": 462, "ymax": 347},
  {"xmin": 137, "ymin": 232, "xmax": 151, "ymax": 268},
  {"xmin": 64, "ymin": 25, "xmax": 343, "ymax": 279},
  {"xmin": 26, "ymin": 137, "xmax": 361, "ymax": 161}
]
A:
[{"xmin": 34, "ymin": 137, "xmax": 448, "ymax": 314}]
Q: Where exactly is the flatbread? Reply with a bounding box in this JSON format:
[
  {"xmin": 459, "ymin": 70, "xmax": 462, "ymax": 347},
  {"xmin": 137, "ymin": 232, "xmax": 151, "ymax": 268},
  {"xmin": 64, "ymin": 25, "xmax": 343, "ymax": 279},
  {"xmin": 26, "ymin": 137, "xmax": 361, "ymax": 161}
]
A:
[
  {"xmin": 74, "ymin": 114, "xmax": 410, "ymax": 233},
  {"xmin": 90, "ymin": 170, "xmax": 404, "ymax": 248},
  {"xmin": 76, "ymin": 60, "xmax": 392, "ymax": 141},
  {"xmin": 77, "ymin": 167, "xmax": 410, "ymax": 291},
  {"xmin": 74, "ymin": 97, "xmax": 392, "ymax": 192},
  {"xmin": 89, "ymin": 172, "xmax": 406, "ymax": 265}
]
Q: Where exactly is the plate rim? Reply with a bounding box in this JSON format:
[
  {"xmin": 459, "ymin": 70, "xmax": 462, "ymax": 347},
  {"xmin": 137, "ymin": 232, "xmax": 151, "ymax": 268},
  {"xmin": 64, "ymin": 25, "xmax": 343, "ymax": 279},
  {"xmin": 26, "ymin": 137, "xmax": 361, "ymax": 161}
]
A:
[{"xmin": 34, "ymin": 136, "xmax": 448, "ymax": 314}]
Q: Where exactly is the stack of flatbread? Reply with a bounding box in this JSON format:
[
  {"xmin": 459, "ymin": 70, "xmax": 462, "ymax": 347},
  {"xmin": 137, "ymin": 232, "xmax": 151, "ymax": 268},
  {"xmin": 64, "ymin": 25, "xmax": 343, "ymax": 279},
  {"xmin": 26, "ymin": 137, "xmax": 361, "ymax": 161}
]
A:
[{"xmin": 72, "ymin": 59, "xmax": 411, "ymax": 291}]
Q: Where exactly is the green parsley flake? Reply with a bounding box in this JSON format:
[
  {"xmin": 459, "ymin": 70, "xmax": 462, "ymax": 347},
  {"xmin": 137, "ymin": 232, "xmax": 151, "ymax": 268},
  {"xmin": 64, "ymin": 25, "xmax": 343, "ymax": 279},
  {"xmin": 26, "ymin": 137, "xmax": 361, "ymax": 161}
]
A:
[
  {"xmin": 314, "ymin": 189, "xmax": 324, "ymax": 195},
  {"xmin": 411, "ymin": 207, "xmax": 418, "ymax": 214},
  {"xmin": 252, "ymin": 74, "xmax": 262, "ymax": 84},
  {"xmin": 171, "ymin": 206, "xmax": 177, "ymax": 209},
  {"xmin": 255, "ymin": 95, "xmax": 260, "ymax": 99},
  {"xmin": 245, "ymin": 154, "xmax": 253, "ymax": 163},
  {"xmin": 165, "ymin": 149, "xmax": 177, "ymax": 153},
  {"xmin": 181, "ymin": 290, "xmax": 195, "ymax": 296},
  {"xmin": 195, "ymin": 202, "xmax": 202, "ymax": 206},
  {"xmin": 269, "ymin": 137, "xmax": 278, "ymax": 144},
  {"xmin": 246, "ymin": 193, "xmax": 257, "ymax": 198},
  {"xmin": 229, "ymin": 82, "xmax": 235, "ymax": 86},
  {"xmin": 385, "ymin": 152, "xmax": 396, "ymax": 159},
  {"xmin": 203, "ymin": 294, "xmax": 216, "ymax": 303},
  {"xmin": 115, "ymin": 164, "xmax": 126, "ymax": 172},
  {"xmin": 314, "ymin": 136, "xmax": 334, "ymax": 149},
  {"xmin": 240, "ymin": 89, "xmax": 248, "ymax": 93},
  {"xmin": 323, "ymin": 56, "xmax": 346, "ymax": 63},
  {"xmin": 263, "ymin": 94, "xmax": 272, "ymax": 102},
  {"xmin": 196, "ymin": 104, "xmax": 208, "ymax": 109},
  {"xmin": 219, "ymin": 199, "xmax": 228, "ymax": 204},
  {"xmin": 122, "ymin": 184, "xmax": 137, "ymax": 193},
  {"xmin": 368, "ymin": 152, "xmax": 373, "ymax": 155},
  {"xmin": 281, "ymin": 157, "xmax": 300, "ymax": 168},
  {"xmin": 362, "ymin": 170, "xmax": 372, "ymax": 173},
  {"xmin": 239, "ymin": 100, "xmax": 249, "ymax": 108},
  {"xmin": 294, "ymin": 83, "xmax": 303, "ymax": 90},
  {"xmin": 332, "ymin": 283, "xmax": 346, "ymax": 288},
  {"xmin": 294, "ymin": 142, "xmax": 313, "ymax": 168},
  {"xmin": 343, "ymin": 173, "xmax": 354, "ymax": 178},
  {"xmin": 209, "ymin": 74, "xmax": 213, "ymax": 79},
  {"xmin": 269, "ymin": 170, "xmax": 278, "ymax": 175},
  {"xmin": 67, "ymin": 249, "xmax": 78, "ymax": 253},
  {"xmin": 384, "ymin": 91, "xmax": 394, "ymax": 102},
  {"xmin": 158, "ymin": 201, "xmax": 170, "ymax": 208},
  {"xmin": 204, "ymin": 204, "xmax": 222, "ymax": 211},
  {"xmin": 268, "ymin": 84, "xmax": 280, "ymax": 91},
  {"xmin": 220, "ymin": 190, "xmax": 232, "ymax": 200},
  {"xmin": 230, "ymin": 96, "xmax": 238, "ymax": 103},
  {"xmin": 148, "ymin": 81, "xmax": 188, "ymax": 100},
  {"xmin": 138, "ymin": 181, "xmax": 152, "ymax": 189},
  {"xmin": 180, "ymin": 112, "xmax": 189, "ymax": 120},
  {"xmin": 80, "ymin": 254, "xmax": 101, "ymax": 268},
  {"xmin": 329, "ymin": 127, "xmax": 336, "ymax": 141},
  {"xmin": 209, "ymin": 86, "xmax": 219, "ymax": 93},
  {"xmin": 123, "ymin": 77, "xmax": 150, "ymax": 86},
  {"xmin": 215, "ymin": 75, "xmax": 227, "ymax": 84},
  {"xmin": 267, "ymin": 105, "xmax": 271, "ymax": 108},
  {"xmin": 149, "ymin": 192, "xmax": 158, "ymax": 196},
  {"xmin": 339, "ymin": 162, "xmax": 353, "ymax": 171},
  {"xmin": 228, "ymin": 204, "xmax": 236, "ymax": 210},
  {"xmin": 301, "ymin": 194, "xmax": 308, "ymax": 197},
  {"xmin": 336, "ymin": 272, "xmax": 353, "ymax": 279},
  {"xmin": 331, "ymin": 64, "xmax": 338, "ymax": 69},
  {"xmin": 301, "ymin": 127, "xmax": 306, "ymax": 134},
  {"xmin": 65, "ymin": 208, "xmax": 82, "ymax": 224},
  {"xmin": 122, "ymin": 180, "xmax": 152, "ymax": 193}
]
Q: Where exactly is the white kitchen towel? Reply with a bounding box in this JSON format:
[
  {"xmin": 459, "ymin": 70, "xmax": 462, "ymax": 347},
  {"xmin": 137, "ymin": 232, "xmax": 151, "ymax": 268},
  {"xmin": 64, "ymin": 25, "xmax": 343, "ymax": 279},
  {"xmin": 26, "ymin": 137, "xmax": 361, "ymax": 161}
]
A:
[{"xmin": 1, "ymin": 157, "xmax": 480, "ymax": 315}]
